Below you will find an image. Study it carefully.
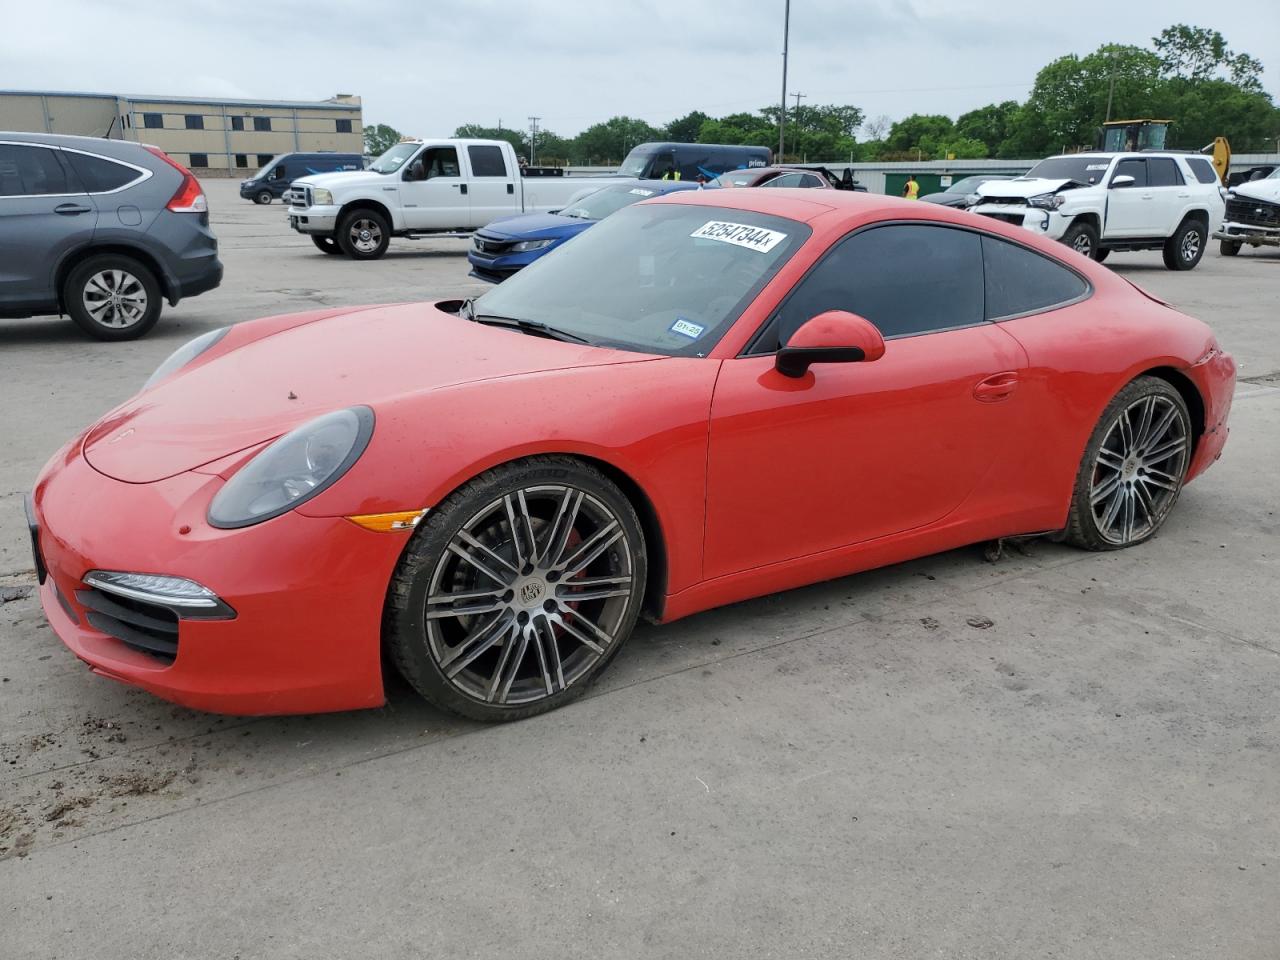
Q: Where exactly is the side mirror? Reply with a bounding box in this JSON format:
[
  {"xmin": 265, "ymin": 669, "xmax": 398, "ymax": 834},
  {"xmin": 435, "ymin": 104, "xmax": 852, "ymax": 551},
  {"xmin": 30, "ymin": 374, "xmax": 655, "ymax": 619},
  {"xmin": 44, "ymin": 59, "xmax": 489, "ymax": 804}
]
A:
[
  {"xmin": 1110, "ymin": 174, "xmax": 1135, "ymax": 189},
  {"xmin": 407, "ymin": 159, "xmax": 425, "ymax": 181},
  {"xmin": 775, "ymin": 310, "xmax": 885, "ymax": 378}
]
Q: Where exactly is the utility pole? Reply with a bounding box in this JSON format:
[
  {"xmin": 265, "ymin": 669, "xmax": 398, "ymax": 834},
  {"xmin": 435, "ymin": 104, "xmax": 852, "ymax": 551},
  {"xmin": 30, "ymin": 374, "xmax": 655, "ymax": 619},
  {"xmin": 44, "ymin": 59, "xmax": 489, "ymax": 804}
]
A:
[
  {"xmin": 528, "ymin": 116, "xmax": 541, "ymax": 165},
  {"xmin": 777, "ymin": 0, "xmax": 790, "ymax": 160},
  {"xmin": 791, "ymin": 91, "xmax": 807, "ymax": 161},
  {"xmin": 1104, "ymin": 49, "xmax": 1118, "ymax": 123}
]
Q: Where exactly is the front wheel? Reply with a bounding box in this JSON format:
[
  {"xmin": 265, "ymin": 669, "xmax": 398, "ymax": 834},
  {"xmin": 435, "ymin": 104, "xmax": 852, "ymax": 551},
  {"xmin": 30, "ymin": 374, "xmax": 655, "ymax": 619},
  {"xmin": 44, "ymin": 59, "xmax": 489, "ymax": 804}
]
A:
[
  {"xmin": 1163, "ymin": 219, "xmax": 1206, "ymax": 270},
  {"xmin": 311, "ymin": 235, "xmax": 342, "ymax": 255},
  {"xmin": 385, "ymin": 457, "xmax": 647, "ymax": 722},
  {"xmin": 255, "ymin": 190, "xmax": 273, "ymax": 205},
  {"xmin": 1219, "ymin": 239, "xmax": 1242, "ymax": 257},
  {"xmin": 1064, "ymin": 377, "xmax": 1192, "ymax": 550},
  {"xmin": 1093, "ymin": 248, "xmax": 1110, "ymax": 264},
  {"xmin": 64, "ymin": 254, "xmax": 162, "ymax": 341},
  {"xmin": 1061, "ymin": 221, "xmax": 1099, "ymax": 260},
  {"xmin": 337, "ymin": 209, "xmax": 390, "ymax": 260}
]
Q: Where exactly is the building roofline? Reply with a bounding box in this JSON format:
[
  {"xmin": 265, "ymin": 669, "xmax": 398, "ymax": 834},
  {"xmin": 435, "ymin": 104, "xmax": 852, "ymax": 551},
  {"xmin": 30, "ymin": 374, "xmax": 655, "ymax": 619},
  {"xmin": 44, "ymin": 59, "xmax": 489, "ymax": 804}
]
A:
[{"xmin": 0, "ymin": 90, "xmax": 360, "ymax": 111}]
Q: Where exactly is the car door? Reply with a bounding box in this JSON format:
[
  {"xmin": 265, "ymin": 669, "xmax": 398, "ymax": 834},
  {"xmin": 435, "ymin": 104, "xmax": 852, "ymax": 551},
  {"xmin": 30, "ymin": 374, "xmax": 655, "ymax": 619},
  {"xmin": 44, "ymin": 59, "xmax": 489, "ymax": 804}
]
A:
[
  {"xmin": 760, "ymin": 173, "xmax": 805, "ymax": 188},
  {"xmin": 0, "ymin": 142, "xmax": 98, "ymax": 312},
  {"xmin": 1104, "ymin": 158, "xmax": 1154, "ymax": 237},
  {"xmin": 465, "ymin": 144, "xmax": 516, "ymax": 228},
  {"xmin": 1145, "ymin": 156, "xmax": 1189, "ymax": 235},
  {"xmin": 703, "ymin": 223, "xmax": 1027, "ymax": 579},
  {"xmin": 398, "ymin": 145, "xmax": 469, "ymax": 230}
]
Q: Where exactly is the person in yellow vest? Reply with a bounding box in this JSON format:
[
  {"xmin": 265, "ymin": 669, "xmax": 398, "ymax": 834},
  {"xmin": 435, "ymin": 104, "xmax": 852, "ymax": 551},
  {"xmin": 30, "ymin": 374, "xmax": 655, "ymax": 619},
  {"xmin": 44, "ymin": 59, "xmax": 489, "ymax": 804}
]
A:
[
  {"xmin": 661, "ymin": 167, "xmax": 681, "ymax": 181},
  {"xmin": 903, "ymin": 175, "xmax": 919, "ymax": 200}
]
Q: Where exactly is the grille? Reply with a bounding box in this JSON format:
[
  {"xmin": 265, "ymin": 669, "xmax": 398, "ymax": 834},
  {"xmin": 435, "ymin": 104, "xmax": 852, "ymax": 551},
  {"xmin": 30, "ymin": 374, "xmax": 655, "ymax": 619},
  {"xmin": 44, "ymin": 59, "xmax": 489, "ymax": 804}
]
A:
[
  {"xmin": 978, "ymin": 196, "xmax": 1028, "ymax": 206},
  {"xmin": 75, "ymin": 587, "xmax": 179, "ymax": 663},
  {"xmin": 289, "ymin": 186, "xmax": 311, "ymax": 209},
  {"xmin": 979, "ymin": 212, "xmax": 1026, "ymax": 226},
  {"xmin": 472, "ymin": 234, "xmax": 514, "ymax": 256},
  {"xmin": 1226, "ymin": 197, "xmax": 1280, "ymax": 228}
]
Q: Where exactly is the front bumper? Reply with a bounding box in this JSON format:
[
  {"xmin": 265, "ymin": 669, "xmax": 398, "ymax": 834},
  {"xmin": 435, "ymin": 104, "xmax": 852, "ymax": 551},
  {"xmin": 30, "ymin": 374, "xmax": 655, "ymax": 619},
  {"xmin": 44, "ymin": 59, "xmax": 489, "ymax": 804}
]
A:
[
  {"xmin": 288, "ymin": 206, "xmax": 340, "ymax": 234},
  {"xmin": 1214, "ymin": 222, "xmax": 1280, "ymax": 246},
  {"xmin": 29, "ymin": 448, "xmax": 405, "ymax": 715},
  {"xmin": 1184, "ymin": 348, "xmax": 1237, "ymax": 484},
  {"xmin": 972, "ymin": 204, "xmax": 1071, "ymax": 239},
  {"xmin": 466, "ymin": 246, "xmax": 548, "ymax": 283}
]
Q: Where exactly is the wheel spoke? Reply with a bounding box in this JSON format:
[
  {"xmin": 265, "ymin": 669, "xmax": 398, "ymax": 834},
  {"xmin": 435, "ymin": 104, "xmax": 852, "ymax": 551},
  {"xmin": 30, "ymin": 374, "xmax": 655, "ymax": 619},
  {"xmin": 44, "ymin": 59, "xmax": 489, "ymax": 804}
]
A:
[
  {"xmin": 1096, "ymin": 447, "xmax": 1125, "ymax": 471},
  {"xmin": 1117, "ymin": 408, "xmax": 1135, "ymax": 452},
  {"xmin": 502, "ymin": 495, "xmax": 529, "ymax": 567},
  {"xmin": 559, "ymin": 605, "xmax": 614, "ymax": 651},
  {"xmin": 1090, "ymin": 473, "xmax": 1121, "ymax": 506},
  {"xmin": 492, "ymin": 625, "xmax": 530, "ymax": 704},
  {"xmin": 1132, "ymin": 481, "xmax": 1156, "ymax": 523},
  {"xmin": 1144, "ymin": 436, "xmax": 1185, "ymax": 465},
  {"xmin": 560, "ymin": 521, "xmax": 622, "ymax": 577},
  {"xmin": 529, "ymin": 618, "xmax": 560, "ymax": 696},
  {"xmin": 1140, "ymin": 404, "xmax": 1179, "ymax": 452},
  {"xmin": 1120, "ymin": 487, "xmax": 1137, "ymax": 542},
  {"xmin": 542, "ymin": 489, "xmax": 583, "ymax": 567},
  {"xmin": 446, "ymin": 540, "xmax": 512, "ymax": 586},
  {"xmin": 554, "ymin": 611, "xmax": 607, "ymax": 655},
  {"xmin": 440, "ymin": 612, "xmax": 511, "ymax": 676},
  {"xmin": 1132, "ymin": 397, "xmax": 1155, "ymax": 450},
  {"xmin": 456, "ymin": 529, "xmax": 519, "ymax": 577},
  {"xmin": 425, "ymin": 591, "xmax": 507, "ymax": 619},
  {"xmin": 1141, "ymin": 469, "xmax": 1179, "ymax": 491},
  {"xmin": 556, "ymin": 575, "xmax": 632, "ymax": 602},
  {"xmin": 1099, "ymin": 484, "xmax": 1126, "ymax": 535}
]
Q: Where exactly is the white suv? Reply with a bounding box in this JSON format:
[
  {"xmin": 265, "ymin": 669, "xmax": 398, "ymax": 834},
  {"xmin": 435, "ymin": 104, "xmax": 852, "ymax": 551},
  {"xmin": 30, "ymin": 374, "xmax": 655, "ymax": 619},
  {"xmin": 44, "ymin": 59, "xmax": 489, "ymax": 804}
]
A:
[{"xmin": 970, "ymin": 152, "xmax": 1224, "ymax": 270}]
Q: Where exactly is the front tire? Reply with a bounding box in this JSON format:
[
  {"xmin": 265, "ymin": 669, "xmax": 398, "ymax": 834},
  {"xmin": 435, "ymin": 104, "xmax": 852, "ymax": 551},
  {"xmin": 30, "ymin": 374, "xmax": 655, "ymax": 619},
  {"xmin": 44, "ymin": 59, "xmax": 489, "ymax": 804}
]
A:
[
  {"xmin": 1093, "ymin": 248, "xmax": 1110, "ymax": 264},
  {"xmin": 337, "ymin": 208, "xmax": 390, "ymax": 260},
  {"xmin": 1219, "ymin": 239, "xmax": 1242, "ymax": 257},
  {"xmin": 385, "ymin": 456, "xmax": 647, "ymax": 722},
  {"xmin": 1061, "ymin": 220, "xmax": 1100, "ymax": 260},
  {"xmin": 311, "ymin": 235, "xmax": 343, "ymax": 255},
  {"xmin": 1163, "ymin": 218, "xmax": 1206, "ymax": 270},
  {"xmin": 255, "ymin": 190, "xmax": 273, "ymax": 205},
  {"xmin": 63, "ymin": 254, "xmax": 162, "ymax": 341},
  {"xmin": 1064, "ymin": 377, "xmax": 1192, "ymax": 551}
]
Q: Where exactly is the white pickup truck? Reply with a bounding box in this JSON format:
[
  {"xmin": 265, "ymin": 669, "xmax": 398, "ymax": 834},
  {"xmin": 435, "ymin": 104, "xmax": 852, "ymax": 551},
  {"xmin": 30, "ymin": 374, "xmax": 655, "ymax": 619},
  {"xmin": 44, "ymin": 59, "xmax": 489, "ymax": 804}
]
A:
[
  {"xmin": 1217, "ymin": 169, "xmax": 1280, "ymax": 256},
  {"xmin": 970, "ymin": 151, "xmax": 1224, "ymax": 270},
  {"xmin": 285, "ymin": 138, "xmax": 620, "ymax": 259}
]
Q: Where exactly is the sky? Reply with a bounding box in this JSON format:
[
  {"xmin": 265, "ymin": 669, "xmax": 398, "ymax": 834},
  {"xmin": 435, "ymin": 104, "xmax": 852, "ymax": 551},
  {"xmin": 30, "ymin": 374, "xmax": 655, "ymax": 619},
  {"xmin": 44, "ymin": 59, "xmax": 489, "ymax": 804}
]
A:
[{"xmin": 2, "ymin": 0, "xmax": 1278, "ymax": 139}]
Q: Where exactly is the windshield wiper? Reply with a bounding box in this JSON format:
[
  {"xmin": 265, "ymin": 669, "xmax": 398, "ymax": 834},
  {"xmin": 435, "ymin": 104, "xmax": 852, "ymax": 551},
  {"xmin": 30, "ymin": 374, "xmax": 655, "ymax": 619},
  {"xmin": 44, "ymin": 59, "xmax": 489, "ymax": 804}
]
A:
[{"xmin": 472, "ymin": 313, "xmax": 593, "ymax": 345}]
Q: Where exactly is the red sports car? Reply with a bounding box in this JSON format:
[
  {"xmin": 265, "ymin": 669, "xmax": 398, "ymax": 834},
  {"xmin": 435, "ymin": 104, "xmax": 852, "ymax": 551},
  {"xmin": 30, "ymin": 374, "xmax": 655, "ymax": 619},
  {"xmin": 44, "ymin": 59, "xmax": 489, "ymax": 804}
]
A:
[{"xmin": 28, "ymin": 190, "xmax": 1235, "ymax": 721}]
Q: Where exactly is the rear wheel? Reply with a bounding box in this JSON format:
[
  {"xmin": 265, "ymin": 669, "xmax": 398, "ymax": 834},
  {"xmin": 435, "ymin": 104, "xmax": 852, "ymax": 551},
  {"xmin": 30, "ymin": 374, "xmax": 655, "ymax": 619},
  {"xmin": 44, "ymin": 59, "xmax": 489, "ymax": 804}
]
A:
[
  {"xmin": 255, "ymin": 190, "xmax": 273, "ymax": 205},
  {"xmin": 64, "ymin": 254, "xmax": 162, "ymax": 341},
  {"xmin": 1163, "ymin": 218, "xmax": 1206, "ymax": 270},
  {"xmin": 311, "ymin": 235, "xmax": 342, "ymax": 255},
  {"xmin": 1093, "ymin": 248, "xmax": 1110, "ymax": 263},
  {"xmin": 385, "ymin": 457, "xmax": 647, "ymax": 722},
  {"xmin": 1219, "ymin": 239, "xmax": 1242, "ymax": 257},
  {"xmin": 1061, "ymin": 221, "xmax": 1099, "ymax": 260},
  {"xmin": 1065, "ymin": 377, "xmax": 1192, "ymax": 550},
  {"xmin": 338, "ymin": 208, "xmax": 390, "ymax": 260}
]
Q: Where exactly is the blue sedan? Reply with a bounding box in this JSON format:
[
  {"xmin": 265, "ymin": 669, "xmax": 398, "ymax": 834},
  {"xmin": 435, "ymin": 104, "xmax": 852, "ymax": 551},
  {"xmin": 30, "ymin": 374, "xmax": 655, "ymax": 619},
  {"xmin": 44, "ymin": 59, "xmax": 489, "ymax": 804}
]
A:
[{"xmin": 468, "ymin": 179, "xmax": 702, "ymax": 282}]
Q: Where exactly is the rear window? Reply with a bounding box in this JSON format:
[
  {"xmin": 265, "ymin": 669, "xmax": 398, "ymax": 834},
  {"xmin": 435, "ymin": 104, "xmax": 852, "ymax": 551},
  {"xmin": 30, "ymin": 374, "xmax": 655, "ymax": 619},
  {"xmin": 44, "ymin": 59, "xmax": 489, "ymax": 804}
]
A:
[
  {"xmin": 468, "ymin": 145, "xmax": 508, "ymax": 177},
  {"xmin": 981, "ymin": 236, "xmax": 1089, "ymax": 320},
  {"xmin": 64, "ymin": 151, "xmax": 143, "ymax": 193},
  {"xmin": 1148, "ymin": 157, "xmax": 1184, "ymax": 187},
  {"xmin": 1186, "ymin": 157, "xmax": 1219, "ymax": 184}
]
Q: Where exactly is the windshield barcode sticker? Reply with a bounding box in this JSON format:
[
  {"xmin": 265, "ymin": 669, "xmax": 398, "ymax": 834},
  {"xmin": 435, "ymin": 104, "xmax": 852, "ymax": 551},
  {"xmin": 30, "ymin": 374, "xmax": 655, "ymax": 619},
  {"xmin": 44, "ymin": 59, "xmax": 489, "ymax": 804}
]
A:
[
  {"xmin": 1086, "ymin": 164, "xmax": 1108, "ymax": 170},
  {"xmin": 691, "ymin": 220, "xmax": 787, "ymax": 253},
  {"xmin": 669, "ymin": 317, "xmax": 705, "ymax": 339},
  {"xmin": 629, "ymin": 188, "xmax": 655, "ymax": 196}
]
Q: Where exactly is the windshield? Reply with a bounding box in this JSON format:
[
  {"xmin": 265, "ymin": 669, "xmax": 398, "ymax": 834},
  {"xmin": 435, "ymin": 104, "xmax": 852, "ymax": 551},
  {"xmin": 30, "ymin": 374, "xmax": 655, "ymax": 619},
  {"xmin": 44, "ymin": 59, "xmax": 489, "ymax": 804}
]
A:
[
  {"xmin": 713, "ymin": 171, "xmax": 759, "ymax": 188},
  {"xmin": 473, "ymin": 203, "xmax": 809, "ymax": 357},
  {"xmin": 945, "ymin": 176, "xmax": 990, "ymax": 193},
  {"xmin": 559, "ymin": 184, "xmax": 665, "ymax": 220},
  {"xmin": 370, "ymin": 143, "xmax": 419, "ymax": 174},
  {"xmin": 1022, "ymin": 157, "xmax": 1112, "ymax": 185},
  {"xmin": 619, "ymin": 147, "xmax": 669, "ymax": 178}
]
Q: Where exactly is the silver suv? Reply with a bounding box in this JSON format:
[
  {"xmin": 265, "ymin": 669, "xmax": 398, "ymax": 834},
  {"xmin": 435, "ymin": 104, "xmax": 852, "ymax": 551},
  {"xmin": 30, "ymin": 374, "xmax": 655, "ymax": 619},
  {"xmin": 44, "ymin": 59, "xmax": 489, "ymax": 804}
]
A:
[{"xmin": 0, "ymin": 133, "xmax": 223, "ymax": 340}]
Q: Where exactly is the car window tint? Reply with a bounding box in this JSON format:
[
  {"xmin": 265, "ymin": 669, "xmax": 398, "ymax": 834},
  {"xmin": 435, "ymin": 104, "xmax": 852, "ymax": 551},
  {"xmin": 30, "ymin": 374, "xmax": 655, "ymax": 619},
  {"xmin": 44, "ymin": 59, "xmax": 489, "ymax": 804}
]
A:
[
  {"xmin": 799, "ymin": 174, "xmax": 824, "ymax": 188},
  {"xmin": 419, "ymin": 147, "xmax": 460, "ymax": 179},
  {"xmin": 762, "ymin": 173, "xmax": 802, "ymax": 188},
  {"xmin": 1112, "ymin": 158, "xmax": 1147, "ymax": 187},
  {"xmin": 468, "ymin": 144, "xmax": 508, "ymax": 177},
  {"xmin": 982, "ymin": 235, "xmax": 1089, "ymax": 320},
  {"xmin": 1147, "ymin": 157, "xmax": 1184, "ymax": 187},
  {"xmin": 763, "ymin": 224, "xmax": 984, "ymax": 351},
  {"xmin": 1186, "ymin": 157, "xmax": 1219, "ymax": 184},
  {"xmin": 63, "ymin": 152, "xmax": 141, "ymax": 193},
  {"xmin": 0, "ymin": 144, "xmax": 72, "ymax": 196}
]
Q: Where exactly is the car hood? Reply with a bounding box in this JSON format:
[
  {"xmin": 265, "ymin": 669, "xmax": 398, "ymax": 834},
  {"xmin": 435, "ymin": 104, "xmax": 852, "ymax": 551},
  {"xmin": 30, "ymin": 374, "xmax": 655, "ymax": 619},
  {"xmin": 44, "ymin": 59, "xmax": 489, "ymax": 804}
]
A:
[
  {"xmin": 976, "ymin": 178, "xmax": 1079, "ymax": 200},
  {"xmin": 1232, "ymin": 179, "xmax": 1280, "ymax": 203},
  {"xmin": 82, "ymin": 302, "xmax": 652, "ymax": 483},
  {"xmin": 293, "ymin": 170, "xmax": 384, "ymax": 192},
  {"xmin": 479, "ymin": 213, "xmax": 591, "ymax": 239}
]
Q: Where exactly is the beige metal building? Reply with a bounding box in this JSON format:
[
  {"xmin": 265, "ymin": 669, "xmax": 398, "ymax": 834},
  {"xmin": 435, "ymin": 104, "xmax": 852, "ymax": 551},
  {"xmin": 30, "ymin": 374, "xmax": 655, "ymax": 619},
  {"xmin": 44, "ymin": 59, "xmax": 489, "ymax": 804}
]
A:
[{"xmin": 0, "ymin": 90, "xmax": 363, "ymax": 175}]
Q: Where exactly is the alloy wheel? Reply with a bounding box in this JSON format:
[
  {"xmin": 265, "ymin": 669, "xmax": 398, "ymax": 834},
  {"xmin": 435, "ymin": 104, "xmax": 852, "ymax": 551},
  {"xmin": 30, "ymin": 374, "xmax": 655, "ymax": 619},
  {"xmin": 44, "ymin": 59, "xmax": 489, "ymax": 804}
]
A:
[
  {"xmin": 1181, "ymin": 228, "xmax": 1202, "ymax": 262},
  {"xmin": 424, "ymin": 484, "xmax": 635, "ymax": 706},
  {"xmin": 348, "ymin": 218, "xmax": 383, "ymax": 255},
  {"xmin": 1072, "ymin": 233, "xmax": 1092, "ymax": 256},
  {"xmin": 1089, "ymin": 394, "xmax": 1189, "ymax": 545},
  {"xmin": 82, "ymin": 269, "xmax": 148, "ymax": 329}
]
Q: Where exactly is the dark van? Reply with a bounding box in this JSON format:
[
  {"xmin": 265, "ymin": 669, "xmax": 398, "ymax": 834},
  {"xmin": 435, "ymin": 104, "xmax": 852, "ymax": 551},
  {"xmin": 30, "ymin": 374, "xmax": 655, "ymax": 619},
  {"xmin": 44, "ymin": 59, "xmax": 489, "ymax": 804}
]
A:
[
  {"xmin": 618, "ymin": 142, "xmax": 772, "ymax": 182},
  {"xmin": 240, "ymin": 152, "xmax": 362, "ymax": 203}
]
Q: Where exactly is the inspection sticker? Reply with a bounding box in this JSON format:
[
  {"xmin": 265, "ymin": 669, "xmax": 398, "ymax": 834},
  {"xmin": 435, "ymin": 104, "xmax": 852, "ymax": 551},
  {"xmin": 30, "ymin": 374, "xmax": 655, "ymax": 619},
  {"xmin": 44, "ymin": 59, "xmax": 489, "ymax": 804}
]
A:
[
  {"xmin": 669, "ymin": 317, "xmax": 705, "ymax": 339},
  {"xmin": 691, "ymin": 220, "xmax": 787, "ymax": 253},
  {"xmin": 1086, "ymin": 163, "xmax": 1109, "ymax": 170},
  {"xmin": 629, "ymin": 188, "xmax": 655, "ymax": 196}
]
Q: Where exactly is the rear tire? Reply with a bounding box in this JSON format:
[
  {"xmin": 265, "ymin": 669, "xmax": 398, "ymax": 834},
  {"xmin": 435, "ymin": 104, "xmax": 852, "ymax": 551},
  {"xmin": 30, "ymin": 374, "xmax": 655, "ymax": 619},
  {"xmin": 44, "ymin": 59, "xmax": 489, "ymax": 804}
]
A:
[
  {"xmin": 1163, "ymin": 218, "xmax": 1206, "ymax": 270},
  {"xmin": 64, "ymin": 254, "xmax": 162, "ymax": 341},
  {"xmin": 337, "ymin": 208, "xmax": 390, "ymax": 260},
  {"xmin": 1219, "ymin": 239, "xmax": 1242, "ymax": 257},
  {"xmin": 1064, "ymin": 376, "xmax": 1192, "ymax": 551},
  {"xmin": 255, "ymin": 190, "xmax": 272, "ymax": 205},
  {"xmin": 1093, "ymin": 248, "xmax": 1110, "ymax": 264},
  {"xmin": 385, "ymin": 456, "xmax": 647, "ymax": 722},
  {"xmin": 311, "ymin": 235, "xmax": 342, "ymax": 255},
  {"xmin": 1061, "ymin": 221, "xmax": 1099, "ymax": 260}
]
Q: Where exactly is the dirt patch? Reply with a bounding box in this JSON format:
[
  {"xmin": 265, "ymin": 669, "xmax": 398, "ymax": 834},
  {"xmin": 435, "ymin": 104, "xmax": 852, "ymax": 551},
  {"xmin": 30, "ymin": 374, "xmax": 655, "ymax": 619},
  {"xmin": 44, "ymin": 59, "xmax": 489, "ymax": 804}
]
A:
[
  {"xmin": 102, "ymin": 769, "xmax": 177, "ymax": 797},
  {"xmin": 43, "ymin": 795, "xmax": 94, "ymax": 823}
]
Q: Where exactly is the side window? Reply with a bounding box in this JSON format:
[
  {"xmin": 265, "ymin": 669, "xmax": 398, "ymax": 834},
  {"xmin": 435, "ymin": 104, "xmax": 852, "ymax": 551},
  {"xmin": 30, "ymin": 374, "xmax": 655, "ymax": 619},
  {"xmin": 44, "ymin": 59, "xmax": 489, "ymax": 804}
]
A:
[
  {"xmin": 142, "ymin": 113, "xmax": 163, "ymax": 129},
  {"xmin": 0, "ymin": 144, "xmax": 72, "ymax": 196},
  {"xmin": 1186, "ymin": 157, "xmax": 1219, "ymax": 184},
  {"xmin": 758, "ymin": 224, "xmax": 984, "ymax": 351},
  {"xmin": 763, "ymin": 173, "xmax": 803, "ymax": 188},
  {"xmin": 230, "ymin": 116, "xmax": 244, "ymax": 131},
  {"xmin": 799, "ymin": 174, "xmax": 825, "ymax": 188},
  {"xmin": 1148, "ymin": 157, "xmax": 1184, "ymax": 187},
  {"xmin": 982, "ymin": 236, "xmax": 1089, "ymax": 320},
  {"xmin": 269, "ymin": 164, "xmax": 286, "ymax": 180},
  {"xmin": 413, "ymin": 147, "xmax": 460, "ymax": 179},
  {"xmin": 1112, "ymin": 158, "xmax": 1147, "ymax": 187},
  {"xmin": 63, "ymin": 152, "xmax": 143, "ymax": 193},
  {"xmin": 468, "ymin": 145, "xmax": 508, "ymax": 177}
]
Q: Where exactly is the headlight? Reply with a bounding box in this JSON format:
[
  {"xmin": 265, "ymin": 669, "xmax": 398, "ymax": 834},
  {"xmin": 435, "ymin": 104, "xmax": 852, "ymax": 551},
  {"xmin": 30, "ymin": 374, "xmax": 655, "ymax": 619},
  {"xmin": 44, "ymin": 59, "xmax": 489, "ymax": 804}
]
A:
[
  {"xmin": 143, "ymin": 327, "xmax": 229, "ymax": 390},
  {"xmin": 312, "ymin": 187, "xmax": 333, "ymax": 205},
  {"xmin": 208, "ymin": 407, "xmax": 374, "ymax": 529},
  {"xmin": 1027, "ymin": 193, "xmax": 1065, "ymax": 210},
  {"xmin": 511, "ymin": 238, "xmax": 557, "ymax": 252}
]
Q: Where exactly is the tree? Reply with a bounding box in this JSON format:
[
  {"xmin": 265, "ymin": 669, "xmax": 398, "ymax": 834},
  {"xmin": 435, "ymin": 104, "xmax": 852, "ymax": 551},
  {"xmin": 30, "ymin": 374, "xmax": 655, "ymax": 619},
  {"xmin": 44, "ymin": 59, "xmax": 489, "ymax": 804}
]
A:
[
  {"xmin": 572, "ymin": 116, "xmax": 664, "ymax": 165},
  {"xmin": 697, "ymin": 112, "xmax": 774, "ymax": 148},
  {"xmin": 454, "ymin": 124, "xmax": 528, "ymax": 156},
  {"xmin": 862, "ymin": 114, "xmax": 892, "ymax": 141},
  {"xmin": 759, "ymin": 103, "xmax": 864, "ymax": 160},
  {"xmin": 885, "ymin": 114, "xmax": 954, "ymax": 155},
  {"xmin": 362, "ymin": 123, "xmax": 402, "ymax": 156},
  {"xmin": 1154, "ymin": 24, "xmax": 1264, "ymax": 92},
  {"xmin": 955, "ymin": 101, "xmax": 1019, "ymax": 156},
  {"xmin": 665, "ymin": 111, "xmax": 710, "ymax": 143}
]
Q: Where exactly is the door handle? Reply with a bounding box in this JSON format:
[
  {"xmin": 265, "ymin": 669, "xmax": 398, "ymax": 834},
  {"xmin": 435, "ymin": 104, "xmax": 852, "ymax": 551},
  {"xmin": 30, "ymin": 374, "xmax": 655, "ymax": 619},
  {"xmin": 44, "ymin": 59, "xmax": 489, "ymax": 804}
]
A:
[
  {"xmin": 1141, "ymin": 193, "xmax": 1154, "ymax": 200},
  {"xmin": 451, "ymin": 184, "xmax": 468, "ymax": 194},
  {"xmin": 54, "ymin": 203, "xmax": 92, "ymax": 215},
  {"xmin": 973, "ymin": 372, "xmax": 1019, "ymax": 403},
  {"xmin": 507, "ymin": 183, "xmax": 514, "ymax": 194}
]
